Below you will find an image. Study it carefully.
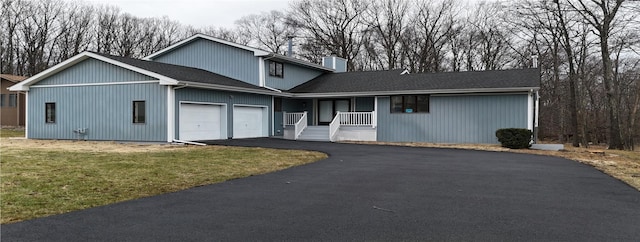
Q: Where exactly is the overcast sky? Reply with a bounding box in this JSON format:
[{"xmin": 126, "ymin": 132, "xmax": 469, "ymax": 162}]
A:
[
  {"xmin": 85, "ymin": 0, "xmax": 483, "ymax": 29},
  {"xmin": 85, "ymin": 0, "xmax": 292, "ymax": 29}
]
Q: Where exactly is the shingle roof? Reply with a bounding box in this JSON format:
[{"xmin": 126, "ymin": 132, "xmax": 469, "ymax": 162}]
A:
[
  {"xmin": 289, "ymin": 68, "xmax": 540, "ymax": 93},
  {"xmin": 91, "ymin": 52, "xmax": 271, "ymax": 92},
  {"xmin": 1, "ymin": 74, "xmax": 28, "ymax": 83}
]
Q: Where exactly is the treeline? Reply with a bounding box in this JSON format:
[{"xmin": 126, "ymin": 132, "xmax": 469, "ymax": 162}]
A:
[{"xmin": 1, "ymin": 0, "xmax": 639, "ymax": 150}]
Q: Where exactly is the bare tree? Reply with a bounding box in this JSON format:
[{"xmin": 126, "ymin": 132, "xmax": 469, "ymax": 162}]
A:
[
  {"xmin": 401, "ymin": 0, "xmax": 457, "ymax": 73},
  {"xmin": 568, "ymin": 0, "xmax": 632, "ymax": 150},
  {"xmin": 363, "ymin": 0, "xmax": 409, "ymax": 70},
  {"xmin": 1, "ymin": 0, "xmax": 28, "ymax": 74},
  {"xmin": 54, "ymin": 2, "xmax": 93, "ymax": 61},
  {"xmin": 95, "ymin": 5, "xmax": 120, "ymax": 55},
  {"xmin": 288, "ymin": 0, "xmax": 368, "ymax": 70},
  {"xmin": 236, "ymin": 10, "xmax": 295, "ymax": 54}
]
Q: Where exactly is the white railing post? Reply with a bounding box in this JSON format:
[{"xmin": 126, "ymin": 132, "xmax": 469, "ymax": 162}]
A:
[
  {"xmin": 329, "ymin": 111, "xmax": 341, "ymax": 142},
  {"xmin": 372, "ymin": 111, "xmax": 376, "ymax": 128},
  {"xmin": 294, "ymin": 111, "xmax": 307, "ymax": 140},
  {"xmin": 282, "ymin": 111, "xmax": 287, "ymax": 128}
]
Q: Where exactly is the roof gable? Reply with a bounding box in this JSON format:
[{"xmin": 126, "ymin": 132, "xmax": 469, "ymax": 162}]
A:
[
  {"xmin": 144, "ymin": 33, "xmax": 334, "ymax": 72},
  {"xmin": 144, "ymin": 33, "xmax": 269, "ymax": 60},
  {"xmin": 34, "ymin": 58, "xmax": 156, "ymax": 86},
  {"xmin": 9, "ymin": 52, "xmax": 179, "ymax": 91}
]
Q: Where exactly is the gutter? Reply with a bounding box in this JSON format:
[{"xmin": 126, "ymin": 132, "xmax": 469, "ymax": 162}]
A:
[
  {"xmin": 288, "ymin": 87, "xmax": 541, "ymax": 98},
  {"xmin": 178, "ymin": 81, "xmax": 287, "ymax": 96}
]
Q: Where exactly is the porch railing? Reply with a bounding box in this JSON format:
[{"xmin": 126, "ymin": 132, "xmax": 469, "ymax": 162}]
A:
[
  {"xmin": 329, "ymin": 112, "xmax": 341, "ymax": 142},
  {"xmin": 283, "ymin": 111, "xmax": 307, "ymax": 140},
  {"xmin": 338, "ymin": 111, "xmax": 376, "ymax": 127},
  {"xmin": 283, "ymin": 111, "xmax": 306, "ymax": 127},
  {"xmin": 330, "ymin": 111, "xmax": 376, "ymax": 142}
]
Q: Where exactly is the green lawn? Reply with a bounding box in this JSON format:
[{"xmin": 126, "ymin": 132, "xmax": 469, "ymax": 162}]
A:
[{"xmin": 0, "ymin": 140, "xmax": 327, "ymax": 224}]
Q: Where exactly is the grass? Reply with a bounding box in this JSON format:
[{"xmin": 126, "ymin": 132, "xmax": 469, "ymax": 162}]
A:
[
  {"xmin": 0, "ymin": 138, "xmax": 327, "ymax": 224},
  {"xmin": 0, "ymin": 128, "xmax": 24, "ymax": 138},
  {"xmin": 2, "ymin": 128, "xmax": 637, "ymax": 224}
]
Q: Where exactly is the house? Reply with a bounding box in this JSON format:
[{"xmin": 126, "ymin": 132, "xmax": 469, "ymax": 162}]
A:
[
  {"xmin": 1, "ymin": 74, "xmax": 27, "ymax": 126},
  {"xmin": 9, "ymin": 34, "xmax": 540, "ymax": 144}
]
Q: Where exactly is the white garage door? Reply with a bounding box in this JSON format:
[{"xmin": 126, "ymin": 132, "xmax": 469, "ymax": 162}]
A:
[
  {"xmin": 233, "ymin": 106, "xmax": 265, "ymax": 138},
  {"xmin": 180, "ymin": 103, "xmax": 222, "ymax": 141}
]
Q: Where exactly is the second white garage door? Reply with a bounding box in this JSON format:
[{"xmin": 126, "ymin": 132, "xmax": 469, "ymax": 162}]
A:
[
  {"xmin": 233, "ymin": 106, "xmax": 266, "ymax": 138},
  {"xmin": 180, "ymin": 103, "xmax": 223, "ymax": 141}
]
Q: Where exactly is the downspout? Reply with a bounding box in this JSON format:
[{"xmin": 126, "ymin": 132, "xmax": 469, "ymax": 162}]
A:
[
  {"xmin": 24, "ymin": 91, "xmax": 28, "ymax": 138},
  {"xmin": 527, "ymin": 89, "xmax": 534, "ymax": 132},
  {"xmin": 260, "ymin": 56, "xmax": 276, "ymax": 87},
  {"xmin": 260, "ymin": 55, "xmax": 282, "ymax": 137},
  {"xmin": 534, "ymin": 90, "xmax": 540, "ymax": 143},
  {"xmin": 168, "ymin": 84, "xmax": 189, "ymax": 142}
]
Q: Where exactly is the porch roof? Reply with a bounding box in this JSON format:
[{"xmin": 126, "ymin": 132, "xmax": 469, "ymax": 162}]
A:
[{"xmin": 288, "ymin": 68, "xmax": 540, "ymax": 94}]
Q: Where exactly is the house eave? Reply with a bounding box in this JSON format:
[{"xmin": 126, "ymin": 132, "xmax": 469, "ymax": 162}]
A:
[
  {"xmin": 178, "ymin": 81, "xmax": 292, "ymax": 97},
  {"xmin": 289, "ymin": 87, "xmax": 540, "ymax": 98}
]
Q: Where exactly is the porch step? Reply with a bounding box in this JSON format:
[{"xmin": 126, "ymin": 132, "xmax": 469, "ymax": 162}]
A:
[{"xmin": 298, "ymin": 126, "xmax": 330, "ymax": 141}]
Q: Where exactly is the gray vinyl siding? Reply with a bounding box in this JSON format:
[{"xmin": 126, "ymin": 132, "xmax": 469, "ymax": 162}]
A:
[
  {"xmin": 28, "ymin": 83, "xmax": 167, "ymax": 141},
  {"xmin": 323, "ymin": 58, "xmax": 334, "ymax": 69},
  {"xmin": 377, "ymin": 94, "xmax": 528, "ymax": 144},
  {"xmin": 174, "ymin": 88, "xmax": 272, "ymax": 139},
  {"xmin": 355, "ymin": 97, "xmax": 374, "ymax": 111},
  {"xmin": 334, "ymin": 60, "xmax": 347, "ymax": 72},
  {"xmin": 36, "ymin": 58, "xmax": 156, "ymax": 85},
  {"xmin": 274, "ymin": 110, "xmax": 283, "ymax": 136},
  {"xmin": 288, "ymin": 99, "xmax": 314, "ymax": 125},
  {"xmin": 265, "ymin": 61, "xmax": 324, "ymax": 90},
  {"xmin": 153, "ymin": 39, "xmax": 260, "ymax": 86}
]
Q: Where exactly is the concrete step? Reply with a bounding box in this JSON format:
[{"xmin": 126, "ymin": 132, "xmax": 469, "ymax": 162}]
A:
[{"xmin": 298, "ymin": 126, "xmax": 330, "ymax": 141}]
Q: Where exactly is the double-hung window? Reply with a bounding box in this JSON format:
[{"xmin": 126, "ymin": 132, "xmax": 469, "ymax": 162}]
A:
[{"xmin": 269, "ymin": 61, "xmax": 284, "ymax": 78}]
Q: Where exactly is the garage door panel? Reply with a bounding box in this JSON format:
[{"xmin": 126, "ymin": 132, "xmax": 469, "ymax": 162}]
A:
[
  {"xmin": 180, "ymin": 104, "xmax": 222, "ymax": 141},
  {"xmin": 233, "ymin": 106, "xmax": 265, "ymax": 139}
]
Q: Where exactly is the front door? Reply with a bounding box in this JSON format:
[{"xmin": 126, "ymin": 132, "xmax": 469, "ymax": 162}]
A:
[{"xmin": 318, "ymin": 99, "xmax": 350, "ymax": 125}]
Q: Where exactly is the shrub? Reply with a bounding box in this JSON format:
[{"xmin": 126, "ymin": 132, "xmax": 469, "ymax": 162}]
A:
[{"xmin": 495, "ymin": 128, "xmax": 533, "ymax": 149}]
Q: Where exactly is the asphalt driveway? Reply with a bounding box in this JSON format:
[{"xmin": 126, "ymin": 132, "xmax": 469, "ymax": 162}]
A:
[{"xmin": 2, "ymin": 139, "xmax": 639, "ymax": 241}]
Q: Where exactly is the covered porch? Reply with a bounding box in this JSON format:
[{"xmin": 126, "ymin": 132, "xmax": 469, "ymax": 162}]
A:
[{"xmin": 275, "ymin": 97, "xmax": 377, "ymax": 142}]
